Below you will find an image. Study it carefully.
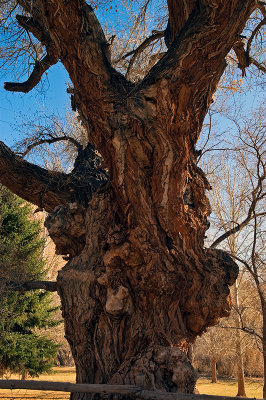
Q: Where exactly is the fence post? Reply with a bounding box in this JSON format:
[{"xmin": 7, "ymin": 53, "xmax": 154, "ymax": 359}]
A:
[{"xmin": 136, "ymin": 374, "xmax": 145, "ymax": 399}]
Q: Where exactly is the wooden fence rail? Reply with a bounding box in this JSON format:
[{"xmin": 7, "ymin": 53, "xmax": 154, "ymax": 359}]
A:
[{"xmin": 0, "ymin": 380, "xmax": 261, "ymax": 400}]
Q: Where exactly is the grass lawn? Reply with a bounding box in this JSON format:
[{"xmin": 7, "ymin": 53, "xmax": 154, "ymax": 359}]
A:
[
  {"xmin": 0, "ymin": 367, "xmax": 75, "ymax": 400},
  {"xmin": 197, "ymin": 376, "xmax": 263, "ymax": 399},
  {"xmin": 0, "ymin": 368, "xmax": 263, "ymax": 399}
]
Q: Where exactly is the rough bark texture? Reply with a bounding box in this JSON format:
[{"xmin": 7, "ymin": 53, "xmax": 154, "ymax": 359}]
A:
[{"xmin": 0, "ymin": 0, "xmax": 257, "ymax": 398}]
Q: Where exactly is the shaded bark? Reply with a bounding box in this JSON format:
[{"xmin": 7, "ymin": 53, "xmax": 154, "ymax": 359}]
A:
[{"xmin": 0, "ymin": 0, "xmax": 257, "ymax": 398}]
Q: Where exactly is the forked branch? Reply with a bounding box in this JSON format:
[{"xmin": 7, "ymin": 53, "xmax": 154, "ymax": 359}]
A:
[{"xmin": 4, "ymin": 14, "xmax": 59, "ymax": 93}]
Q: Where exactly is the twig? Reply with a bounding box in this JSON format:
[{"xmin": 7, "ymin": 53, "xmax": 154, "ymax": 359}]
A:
[{"xmin": 20, "ymin": 136, "xmax": 83, "ymax": 158}]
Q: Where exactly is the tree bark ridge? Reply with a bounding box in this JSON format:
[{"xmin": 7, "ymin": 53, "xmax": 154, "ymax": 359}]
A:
[{"xmin": 0, "ymin": 0, "xmax": 256, "ymax": 397}]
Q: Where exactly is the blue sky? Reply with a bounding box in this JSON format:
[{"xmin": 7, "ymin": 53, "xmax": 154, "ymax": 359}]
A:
[
  {"xmin": 0, "ymin": 1, "xmax": 264, "ymax": 153},
  {"xmin": 0, "ymin": 0, "xmax": 167, "ymax": 150},
  {"xmin": 0, "ymin": 63, "xmax": 70, "ymax": 147}
]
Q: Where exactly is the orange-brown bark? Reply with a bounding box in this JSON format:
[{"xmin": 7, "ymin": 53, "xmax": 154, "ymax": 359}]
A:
[{"xmin": 0, "ymin": 1, "xmax": 257, "ymax": 398}]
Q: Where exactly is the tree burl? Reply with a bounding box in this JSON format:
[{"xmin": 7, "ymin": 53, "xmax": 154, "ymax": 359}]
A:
[{"xmin": 0, "ymin": 0, "xmax": 257, "ymax": 398}]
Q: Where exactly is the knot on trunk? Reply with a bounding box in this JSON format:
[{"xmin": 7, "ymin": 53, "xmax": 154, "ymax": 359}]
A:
[
  {"xmin": 44, "ymin": 202, "xmax": 86, "ymax": 257},
  {"xmin": 103, "ymin": 241, "xmax": 143, "ymax": 269},
  {"xmin": 205, "ymin": 248, "xmax": 239, "ymax": 286},
  {"xmin": 105, "ymin": 285, "xmax": 133, "ymax": 316},
  {"xmin": 109, "ymin": 346, "xmax": 197, "ymax": 393},
  {"xmin": 154, "ymin": 347, "xmax": 197, "ymax": 393},
  {"xmin": 181, "ymin": 249, "xmax": 239, "ymax": 334}
]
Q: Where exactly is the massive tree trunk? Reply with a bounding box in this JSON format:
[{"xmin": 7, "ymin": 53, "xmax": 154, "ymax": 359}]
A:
[{"xmin": 0, "ymin": 0, "xmax": 256, "ymax": 398}]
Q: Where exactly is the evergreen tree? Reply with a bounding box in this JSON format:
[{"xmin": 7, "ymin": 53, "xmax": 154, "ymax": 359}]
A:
[{"xmin": 0, "ymin": 185, "xmax": 60, "ymax": 378}]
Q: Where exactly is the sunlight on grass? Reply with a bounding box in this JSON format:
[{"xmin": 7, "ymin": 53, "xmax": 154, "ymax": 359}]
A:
[
  {"xmin": 197, "ymin": 376, "xmax": 263, "ymax": 398},
  {"xmin": 0, "ymin": 368, "xmax": 264, "ymax": 399},
  {"xmin": 0, "ymin": 367, "xmax": 75, "ymax": 400}
]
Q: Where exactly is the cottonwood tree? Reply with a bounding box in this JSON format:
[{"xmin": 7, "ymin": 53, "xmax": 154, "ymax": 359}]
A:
[{"xmin": 0, "ymin": 0, "xmax": 265, "ymax": 398}]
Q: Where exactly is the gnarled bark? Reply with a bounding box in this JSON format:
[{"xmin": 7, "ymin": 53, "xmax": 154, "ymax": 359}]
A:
[{"xmin": 0, "ymin": 0, "xmax": 257, "ymax": 398}]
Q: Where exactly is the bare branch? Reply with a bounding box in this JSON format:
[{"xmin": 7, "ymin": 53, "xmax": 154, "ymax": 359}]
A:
[
  {"xmin": 125, "ymin": 32, "xmax": 164, "ymax": 78},
  {"xmin": 3, "ymin": 14, "xmax": 59, "ymax": 93},
  {"xmin": 4, "ymin": 52, "xmax": 58, "ymax": 93},
  {"xmin": 20, "ymin": 136, "xmax": 83, "ymax": 158},
  {"xmin": 211, "ymin": 162, "xmax": 265, "ymax": 248},
  {"xmin": 118, "ymin": 32, "xmax": 164, "ymax": 62},
  {"xmin": 249, "ymin": 56, "xmax": 266, "ymax": 73},
  {"xmin": 246, "ymin": 16, "xmax": 266, "ymax": 56},
  {"xmin": 219, "ymin": 324, "xmax": 263, "ymax": 341},
  {"xmin": 1, "ymin": 280, "xmax": 57, "ymax": 292},
  {"xmin": 114, "ymin": 31, "xmax": 164, "ymax": 78}
]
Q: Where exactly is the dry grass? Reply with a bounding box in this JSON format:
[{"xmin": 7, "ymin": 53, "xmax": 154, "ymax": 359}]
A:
[
  {"xmin": 197, "ymin": 376, "xmax": 263, "ymax": 398},
  {"xmin": 0, "ymin": 367, "xmax": 75, "ymax": 400},
  {"xmin": 0, "ymin": 368, "xmax": 263, "ymax": 399}
]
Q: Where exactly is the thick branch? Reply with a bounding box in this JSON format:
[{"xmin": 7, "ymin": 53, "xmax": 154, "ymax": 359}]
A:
[
  {"xmin": 15, "ymin": 14, "xmax": 52, "ymax": 45},
  {"xmin": 0, "ymin": 141, "xmax": 74, "ymax": 212},
  {"xmin": 258, "ymin": 1, "xmax": 266, "ymax": 17},
  {"xmin": 137, "ymin": 0, "xmax": 256, "ymax": 101},
  {"xmin": 166, "ymin": 0, "xmax": 196, "ymax": 44},
  {"xmin": 0, "ymin": 380, "xmax": 261, "ymax": 400},
  {"xmin": 4, "ymin": 14, "xmax": 59, "ymax": 93},
  {"xmin": 4, "ymin": 53, "xmax": 58, "ymax": 93},
  {"xmin": 17, "ymin": 0, "xmax": 126, "ymax": 94},
  {"xmin": 1, "ymin": 280, "xmax": 57, "ymax": 292}
]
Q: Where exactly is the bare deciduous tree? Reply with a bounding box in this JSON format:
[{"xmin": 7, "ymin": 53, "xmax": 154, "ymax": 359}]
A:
[{"xmin": 204, "ymin": 110, "xmax": 265, "ymax": 396}]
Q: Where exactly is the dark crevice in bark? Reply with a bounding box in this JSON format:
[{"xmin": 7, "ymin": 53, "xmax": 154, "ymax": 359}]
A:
[{"xmin": 0, "ymin": 1, "xmax": 257, "ymax": 398}]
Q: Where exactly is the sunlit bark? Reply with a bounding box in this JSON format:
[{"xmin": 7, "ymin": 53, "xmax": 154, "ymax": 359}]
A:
[{"xmin": 0, "ymin": 0, "xmax": 257, "ymax": 397}]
